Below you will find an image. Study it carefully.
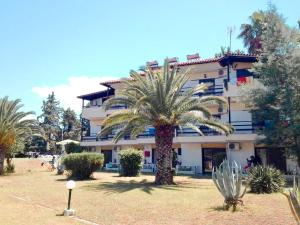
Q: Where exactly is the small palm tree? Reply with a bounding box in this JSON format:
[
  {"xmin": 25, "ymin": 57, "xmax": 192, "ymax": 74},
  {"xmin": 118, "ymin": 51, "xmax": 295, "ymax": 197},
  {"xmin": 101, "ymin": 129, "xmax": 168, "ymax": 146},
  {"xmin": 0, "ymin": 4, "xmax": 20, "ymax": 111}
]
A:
[
  {"xmin": 0, "ymin": 97, "xmax": 40, "ymax": 174},
  {"xmin": 100, "ymin": 60, "xmax": 233, "ymax": 185}
]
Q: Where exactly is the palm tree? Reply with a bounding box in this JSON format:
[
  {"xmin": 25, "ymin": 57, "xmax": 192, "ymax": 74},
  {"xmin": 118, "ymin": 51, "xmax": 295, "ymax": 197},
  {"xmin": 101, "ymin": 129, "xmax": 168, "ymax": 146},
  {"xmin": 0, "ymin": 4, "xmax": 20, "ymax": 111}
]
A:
[
  {"xmin": 238, "ymin": 11, "xmax": 265, "ymax": 54},
  {"xmin": 100, "ymin": 60, "xmax": 233, "ymax": 185},
  {"xmin": 0, "ymin": 97, "xmax": 40, "ymax": 174}
]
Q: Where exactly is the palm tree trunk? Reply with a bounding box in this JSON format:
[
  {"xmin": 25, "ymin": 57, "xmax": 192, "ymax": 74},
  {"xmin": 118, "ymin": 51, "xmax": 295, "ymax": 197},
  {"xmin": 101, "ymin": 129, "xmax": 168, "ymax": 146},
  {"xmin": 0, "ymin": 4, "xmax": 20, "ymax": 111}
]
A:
[
  {"xmin": 155, "ymin": 125, "xmax": 174, "ymax": 185},
  {"xmin": 0, "ymin": 146, "xmax": 5, "ymax": 175}
]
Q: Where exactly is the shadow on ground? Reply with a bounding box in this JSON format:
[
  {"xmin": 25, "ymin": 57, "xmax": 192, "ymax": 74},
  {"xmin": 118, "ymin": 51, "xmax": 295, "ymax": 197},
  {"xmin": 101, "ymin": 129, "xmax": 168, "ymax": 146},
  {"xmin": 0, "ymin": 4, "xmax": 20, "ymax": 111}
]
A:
[{"xmin": 82, "ymin": 179, "xmax": 196, "ymax": 195}]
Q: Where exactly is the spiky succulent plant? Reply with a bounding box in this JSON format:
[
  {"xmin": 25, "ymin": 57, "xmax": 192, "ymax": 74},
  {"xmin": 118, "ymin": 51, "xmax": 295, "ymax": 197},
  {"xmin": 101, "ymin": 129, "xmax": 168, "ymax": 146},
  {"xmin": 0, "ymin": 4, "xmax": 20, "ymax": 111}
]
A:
[
  {"xmin": 212, "ymin": 160, "xmax": 247, "ymax": 210},
  {"xmin": 247, "ymin": 165, "xmax": 285, "ymax": 194}
]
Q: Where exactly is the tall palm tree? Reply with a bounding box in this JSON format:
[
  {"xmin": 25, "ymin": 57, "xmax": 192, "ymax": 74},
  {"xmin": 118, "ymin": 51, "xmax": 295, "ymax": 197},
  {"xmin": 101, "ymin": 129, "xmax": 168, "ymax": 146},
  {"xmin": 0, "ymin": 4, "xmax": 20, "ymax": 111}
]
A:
[
  {"xmin": 238, "ymin": 11, "xmax": 265, "ymax": 54},
  {"xmin": 100, "ymin": 60, "xmax": 233, "ymax": 185},
  {"xmin": 0, "ymin": 97, "xmax": 40, "ymax": 174}
]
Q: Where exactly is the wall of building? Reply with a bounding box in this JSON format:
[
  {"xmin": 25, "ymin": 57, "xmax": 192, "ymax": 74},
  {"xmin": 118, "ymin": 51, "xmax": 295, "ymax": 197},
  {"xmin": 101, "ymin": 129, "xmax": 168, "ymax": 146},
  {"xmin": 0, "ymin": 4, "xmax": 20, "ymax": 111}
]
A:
[
  {"xmin": 90, "ymin": 120, "xmax": 102, "ymax": 135},
  {"xmin": 227, "ymin": 142, "xmax": 254, "ymax": 167},
  {"xmin": 181, "ymin": 143, "xmax": 202, "ymax": 172}
]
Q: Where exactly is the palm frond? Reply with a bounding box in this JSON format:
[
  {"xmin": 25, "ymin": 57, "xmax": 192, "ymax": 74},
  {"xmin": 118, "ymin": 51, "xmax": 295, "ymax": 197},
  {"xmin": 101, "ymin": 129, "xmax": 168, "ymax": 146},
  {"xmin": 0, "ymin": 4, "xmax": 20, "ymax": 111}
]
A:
[{"xmin": 100, "ymin": 59, "xmax": 232, "ymax": 142}]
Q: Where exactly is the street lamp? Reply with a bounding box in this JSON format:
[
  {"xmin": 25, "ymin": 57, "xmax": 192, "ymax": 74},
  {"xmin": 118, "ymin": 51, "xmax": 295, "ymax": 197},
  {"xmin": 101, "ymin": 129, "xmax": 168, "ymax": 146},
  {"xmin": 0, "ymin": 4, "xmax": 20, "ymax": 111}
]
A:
[{"xmin": 64, "ymin": 180, "xmax": 76, "ymax": 216}]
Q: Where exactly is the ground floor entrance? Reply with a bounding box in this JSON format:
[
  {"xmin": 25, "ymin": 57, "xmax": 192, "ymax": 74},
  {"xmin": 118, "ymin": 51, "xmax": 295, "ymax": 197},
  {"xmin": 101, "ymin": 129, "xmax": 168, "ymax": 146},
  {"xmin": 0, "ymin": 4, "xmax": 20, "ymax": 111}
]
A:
[
  {"xmin": 202, "ymin": 148, "xmax": 226, "ymax": 173},
  {"xmin": 101, "ymin": 150, "xmax": 112, "ymax": 166}
]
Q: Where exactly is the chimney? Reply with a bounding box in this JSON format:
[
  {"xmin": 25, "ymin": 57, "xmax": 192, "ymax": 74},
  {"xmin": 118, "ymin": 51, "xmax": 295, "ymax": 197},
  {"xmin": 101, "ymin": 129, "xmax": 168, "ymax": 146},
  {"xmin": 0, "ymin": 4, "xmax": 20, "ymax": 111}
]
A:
[
  {"xmin": 187, "ymin": 53, "xmax": 200, "ymax": 60},
  {"xmin": 147, "ymin": 60, "xmax": 159, "ymax": 68},
  {"xmin": 167, "ymin": 57, "xmax": 178, "ymax": 63}
]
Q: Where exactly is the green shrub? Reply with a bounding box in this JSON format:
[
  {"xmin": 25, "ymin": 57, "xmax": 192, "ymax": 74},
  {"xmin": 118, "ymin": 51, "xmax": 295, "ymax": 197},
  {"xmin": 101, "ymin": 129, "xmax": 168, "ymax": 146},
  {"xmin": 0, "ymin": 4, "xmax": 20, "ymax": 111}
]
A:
[
  {"xmin": 119, "ymin": 148, "xmax": 143, "ymax": 177},
  {"xmin": 63, "ymin": 153, "xmax": 104, "ymax": 180},
  {"xmin": 65, "ymin": 142, "xmax": 82, "ymax": 154},
  {"xmin": 247, "ymin": 166, "xmax": 285, "ymax": 194}
]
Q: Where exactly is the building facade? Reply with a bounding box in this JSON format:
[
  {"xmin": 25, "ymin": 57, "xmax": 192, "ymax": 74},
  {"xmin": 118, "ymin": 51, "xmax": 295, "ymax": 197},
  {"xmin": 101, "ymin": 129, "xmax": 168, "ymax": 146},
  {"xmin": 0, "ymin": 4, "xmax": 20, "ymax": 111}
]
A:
[{"xmin": 78, "ymin": 54, "xmax": 295, "ymax": 174}]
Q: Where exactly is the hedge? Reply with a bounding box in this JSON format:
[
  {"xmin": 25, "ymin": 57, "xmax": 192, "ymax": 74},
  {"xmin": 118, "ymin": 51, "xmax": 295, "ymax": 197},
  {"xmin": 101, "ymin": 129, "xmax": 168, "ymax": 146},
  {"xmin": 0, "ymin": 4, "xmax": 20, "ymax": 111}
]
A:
[
  {"xmin": 119, "ymin": 148, "xmax": 143, "ymax": 176},
  {"xmin": 63, "ymin": 152, "xmax": 104, "ymax": 180}
]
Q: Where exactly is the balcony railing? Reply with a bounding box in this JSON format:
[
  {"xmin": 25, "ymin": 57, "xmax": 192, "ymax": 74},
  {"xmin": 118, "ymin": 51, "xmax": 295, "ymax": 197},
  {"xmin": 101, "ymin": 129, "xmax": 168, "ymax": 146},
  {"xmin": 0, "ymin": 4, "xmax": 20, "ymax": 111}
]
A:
[
  {"xmin": 81, "ymin": 121, "xmax": 254, "ymax": 142},
  {"xmin": 181, "ymin": 84, "xmax": 224, "ymax": 96}
]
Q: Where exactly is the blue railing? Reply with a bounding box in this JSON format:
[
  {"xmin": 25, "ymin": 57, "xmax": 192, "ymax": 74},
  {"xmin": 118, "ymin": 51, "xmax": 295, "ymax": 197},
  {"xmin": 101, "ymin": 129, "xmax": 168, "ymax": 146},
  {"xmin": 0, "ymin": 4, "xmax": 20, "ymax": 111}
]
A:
[
  {"xmin": 109, "ymin": 105, "xmax": 127, "ymax": 110},
  {"xmin": 82, "ymin": 121, "xmax": 254, "ymax": 141},
  {"xmin": 181, "ymin": 84, "xmax": 224, "ymax": 96}
]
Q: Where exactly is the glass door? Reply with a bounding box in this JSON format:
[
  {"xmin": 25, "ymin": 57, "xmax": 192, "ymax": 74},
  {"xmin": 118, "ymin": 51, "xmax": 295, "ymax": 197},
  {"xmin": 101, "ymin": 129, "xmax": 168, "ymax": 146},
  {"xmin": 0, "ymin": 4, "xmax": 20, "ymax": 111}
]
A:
[
  {"xmin": 102, "ymin": 150, "xmax": 112, "ymax": 166},
  {"xmin": 202, "ymin": 148, "xmax": 226, "ymax": 173}
]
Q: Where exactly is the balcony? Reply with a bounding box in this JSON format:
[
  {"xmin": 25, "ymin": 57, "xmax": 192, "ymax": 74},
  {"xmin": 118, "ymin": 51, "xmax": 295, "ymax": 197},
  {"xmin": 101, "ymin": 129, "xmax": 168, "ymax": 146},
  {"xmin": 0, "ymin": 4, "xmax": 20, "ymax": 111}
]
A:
[
  {"xmin": 81, "ymin": 121, "xmax": 254, "ymax": 142},
  {"xmin": 82, "ymin": 105, "xmax": 127, "ymax": 119},
  {"xmin": 82, "ymin": 106, "xmax": 107, "ymax": 119},
  {"xmin": 181, "ymin": 84, "xmax": 224, "ymax": 97}
]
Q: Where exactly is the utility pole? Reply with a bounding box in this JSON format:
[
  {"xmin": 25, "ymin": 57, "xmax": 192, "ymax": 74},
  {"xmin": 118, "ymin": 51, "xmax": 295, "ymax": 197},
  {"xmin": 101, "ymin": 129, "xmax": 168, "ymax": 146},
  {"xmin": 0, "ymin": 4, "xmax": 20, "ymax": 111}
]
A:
[{"xmin": 227, "ymin": 26, "xmax": 235, "ymax": 51}]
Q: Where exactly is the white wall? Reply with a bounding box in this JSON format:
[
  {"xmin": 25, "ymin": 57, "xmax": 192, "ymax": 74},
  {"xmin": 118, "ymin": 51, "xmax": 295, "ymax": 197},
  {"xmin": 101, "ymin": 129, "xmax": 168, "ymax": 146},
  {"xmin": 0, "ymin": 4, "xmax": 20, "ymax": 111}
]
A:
[
  {"xmin": 91, "ymin": 98, "xmax": 103, "ymax": 106},
  {"xmin": 112, "ymin": 147, "xmax": 120, "ymax": 163},
  {"xmin": 181, "ymin": 143, "xmax": 202, "ymax": 172},
  {"xmin": 227, "ymin": 142, "xmax": 254, "ymax": 167},
  {"xmin": 95, "ymin": 146, "xmax": 101, "ymax": 153},
  {"xmin": 231, "ymin": 110, "xmax": 251, "ymax": 122},
  {"xmin": 90, "ymin": 120, "xmax": 101, "ymax": 135}
]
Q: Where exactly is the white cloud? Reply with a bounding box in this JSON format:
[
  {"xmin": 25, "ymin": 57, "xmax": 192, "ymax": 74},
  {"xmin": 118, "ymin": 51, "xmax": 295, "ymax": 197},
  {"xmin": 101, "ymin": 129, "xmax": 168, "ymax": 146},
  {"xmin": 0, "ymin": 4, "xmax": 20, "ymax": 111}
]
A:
[{"xmin": 32, "ymin": 76, "xmax": 117, "ymax": 113}]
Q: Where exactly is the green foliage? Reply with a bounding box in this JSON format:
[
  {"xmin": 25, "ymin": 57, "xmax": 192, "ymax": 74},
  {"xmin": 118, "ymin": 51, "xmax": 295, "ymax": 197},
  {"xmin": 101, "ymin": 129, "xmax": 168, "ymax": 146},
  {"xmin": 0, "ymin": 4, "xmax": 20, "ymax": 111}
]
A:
[
  {"xmin": 65, "ymin": 142, "xmax": 82, "ymax": 154},
  {"xmin": 63, "ymin": 153, "xmax": 104, "ymax": 180},
  {"xmin": 212, "ymin": 160, "xmax": 246, "ymax": 211},
  {"xmin": 38, "ymin": 92, "xmax": 62, "ymax": 152},
  {"xmin": 81, "ymin": 116, "xmax": 90, "ymax": 137},
  {"xmin": 243, "ymin": 5, "xmax": 300, "ymax": 164},
  {"xmin": 100, "ymin": 60, "xmax": 233, "ymax": 141},
  {"xmin": 100, "ymin": 60, "xmax": 232, "ymax": 184},
  {"xmin": 119, "ymin": 148, "xmax": 143, "ymax": 176},
  {"xmin": 24, "ymin": 135, "xmax": 47, "ymax": 154},
  {"xmin": 237, "ymin": 5, "xmax": 272, "ymax": 54},
  {"xmin": 62, "ymin": 108, "xmax": 81, "ymax": 140},
  {"xmin": 247, "ymin": 166, "xmax": 285, "ymax": 194},
  {"xmin": 214, "ymin": 47, "xmax": 245, "ymax": 57},
  {"xmin": 0, "ymin": 96, "xmax": 40, "ymax": 174}
]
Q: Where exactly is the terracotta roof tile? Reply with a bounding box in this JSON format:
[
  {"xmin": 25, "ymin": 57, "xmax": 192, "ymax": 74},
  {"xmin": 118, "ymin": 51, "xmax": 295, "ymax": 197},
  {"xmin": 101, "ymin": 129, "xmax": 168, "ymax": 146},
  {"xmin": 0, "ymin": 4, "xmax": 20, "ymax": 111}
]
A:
[
  {"xmin": 174, "ymin": 57, "xmax": 221, "ymax": 66},
  {"xmin": 100, "ymin": 78, "xmax": 132, "ymax": 85}
]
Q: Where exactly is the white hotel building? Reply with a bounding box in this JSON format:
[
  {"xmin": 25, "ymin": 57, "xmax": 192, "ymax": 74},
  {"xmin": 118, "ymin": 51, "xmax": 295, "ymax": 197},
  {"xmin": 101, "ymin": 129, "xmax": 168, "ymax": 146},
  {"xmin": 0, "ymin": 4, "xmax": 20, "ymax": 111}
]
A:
[{"xmin": 78, "ymin": 53, "xmax": 294, "ymax": 174}]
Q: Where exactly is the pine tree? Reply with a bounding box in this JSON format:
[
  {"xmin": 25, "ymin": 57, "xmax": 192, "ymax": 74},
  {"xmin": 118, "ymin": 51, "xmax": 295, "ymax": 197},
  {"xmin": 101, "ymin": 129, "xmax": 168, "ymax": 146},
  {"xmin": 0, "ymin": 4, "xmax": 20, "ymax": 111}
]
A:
[
  {"xmin": 246, "ymin": 6, "xmax": 300, "ymax": 165},
  {"xmin": 62, "ymin": 108, "xmax": 81, "ymax": 140},
  {"xmin": 38, "ymin": 92, "xmax": 62, "ymax": 152}
]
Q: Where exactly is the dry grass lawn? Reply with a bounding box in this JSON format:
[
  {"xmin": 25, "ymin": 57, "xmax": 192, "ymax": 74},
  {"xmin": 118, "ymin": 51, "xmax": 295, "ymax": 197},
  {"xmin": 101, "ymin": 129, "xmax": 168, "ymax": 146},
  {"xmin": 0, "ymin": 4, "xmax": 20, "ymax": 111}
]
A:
[{"xmin": 0, "ymin": 159, "xmax": 297, "ymax": 225}]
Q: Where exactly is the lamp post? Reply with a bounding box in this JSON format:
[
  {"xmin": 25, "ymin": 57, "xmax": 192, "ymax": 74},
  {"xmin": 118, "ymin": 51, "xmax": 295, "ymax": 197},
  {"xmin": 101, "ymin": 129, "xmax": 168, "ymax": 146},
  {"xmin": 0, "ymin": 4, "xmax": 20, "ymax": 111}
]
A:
[{"xmin": 64, "ymin": 180, "xmax": 76, "ymax": 216}]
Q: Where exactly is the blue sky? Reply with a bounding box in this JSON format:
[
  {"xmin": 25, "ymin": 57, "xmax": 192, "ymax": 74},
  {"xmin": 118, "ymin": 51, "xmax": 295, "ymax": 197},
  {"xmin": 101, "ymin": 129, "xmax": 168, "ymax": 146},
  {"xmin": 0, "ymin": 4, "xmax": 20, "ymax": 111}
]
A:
[{"xmin": 0, "ymin": 0, "xmax": 299, "ymax": 115}]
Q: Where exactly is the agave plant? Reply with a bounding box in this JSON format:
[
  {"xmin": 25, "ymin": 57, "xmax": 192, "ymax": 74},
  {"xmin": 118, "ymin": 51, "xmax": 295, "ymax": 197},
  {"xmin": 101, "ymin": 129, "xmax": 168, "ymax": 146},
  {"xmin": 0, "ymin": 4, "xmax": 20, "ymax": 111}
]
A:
[{"xmin": 212, "ymin": 160, "xmax": 247, "ymax": 210}]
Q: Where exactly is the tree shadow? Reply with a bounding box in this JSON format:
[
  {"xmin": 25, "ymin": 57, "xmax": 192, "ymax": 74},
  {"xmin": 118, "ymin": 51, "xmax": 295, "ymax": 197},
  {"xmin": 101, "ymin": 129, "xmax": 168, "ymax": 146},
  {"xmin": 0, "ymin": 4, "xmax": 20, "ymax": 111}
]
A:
[
  {"xmin": 209, "ymin": 206, "xmax": 227, "ymax": 211},
  {"xmin": 190, "ymin": 175, "xmax": 212, "ymax": 180},
  {"xmin": 55, "ymin": 177, "xmax": 97, "ymax": 182},
  {"xmin": 82, "ymin": 179, "xmax": 195, "ymax": 195},
  {"xmin": 209, "ymin": 205, "xmax": 244, "ymax": 212}
]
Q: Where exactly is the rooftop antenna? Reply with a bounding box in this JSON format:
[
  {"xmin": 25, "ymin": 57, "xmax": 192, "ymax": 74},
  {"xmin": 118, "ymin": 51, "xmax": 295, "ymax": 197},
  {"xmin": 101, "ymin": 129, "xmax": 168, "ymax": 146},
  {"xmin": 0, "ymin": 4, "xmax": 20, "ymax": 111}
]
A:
[{"xmin": 227, "ymin": 26, "xmax": 236, "ymax": 52}]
